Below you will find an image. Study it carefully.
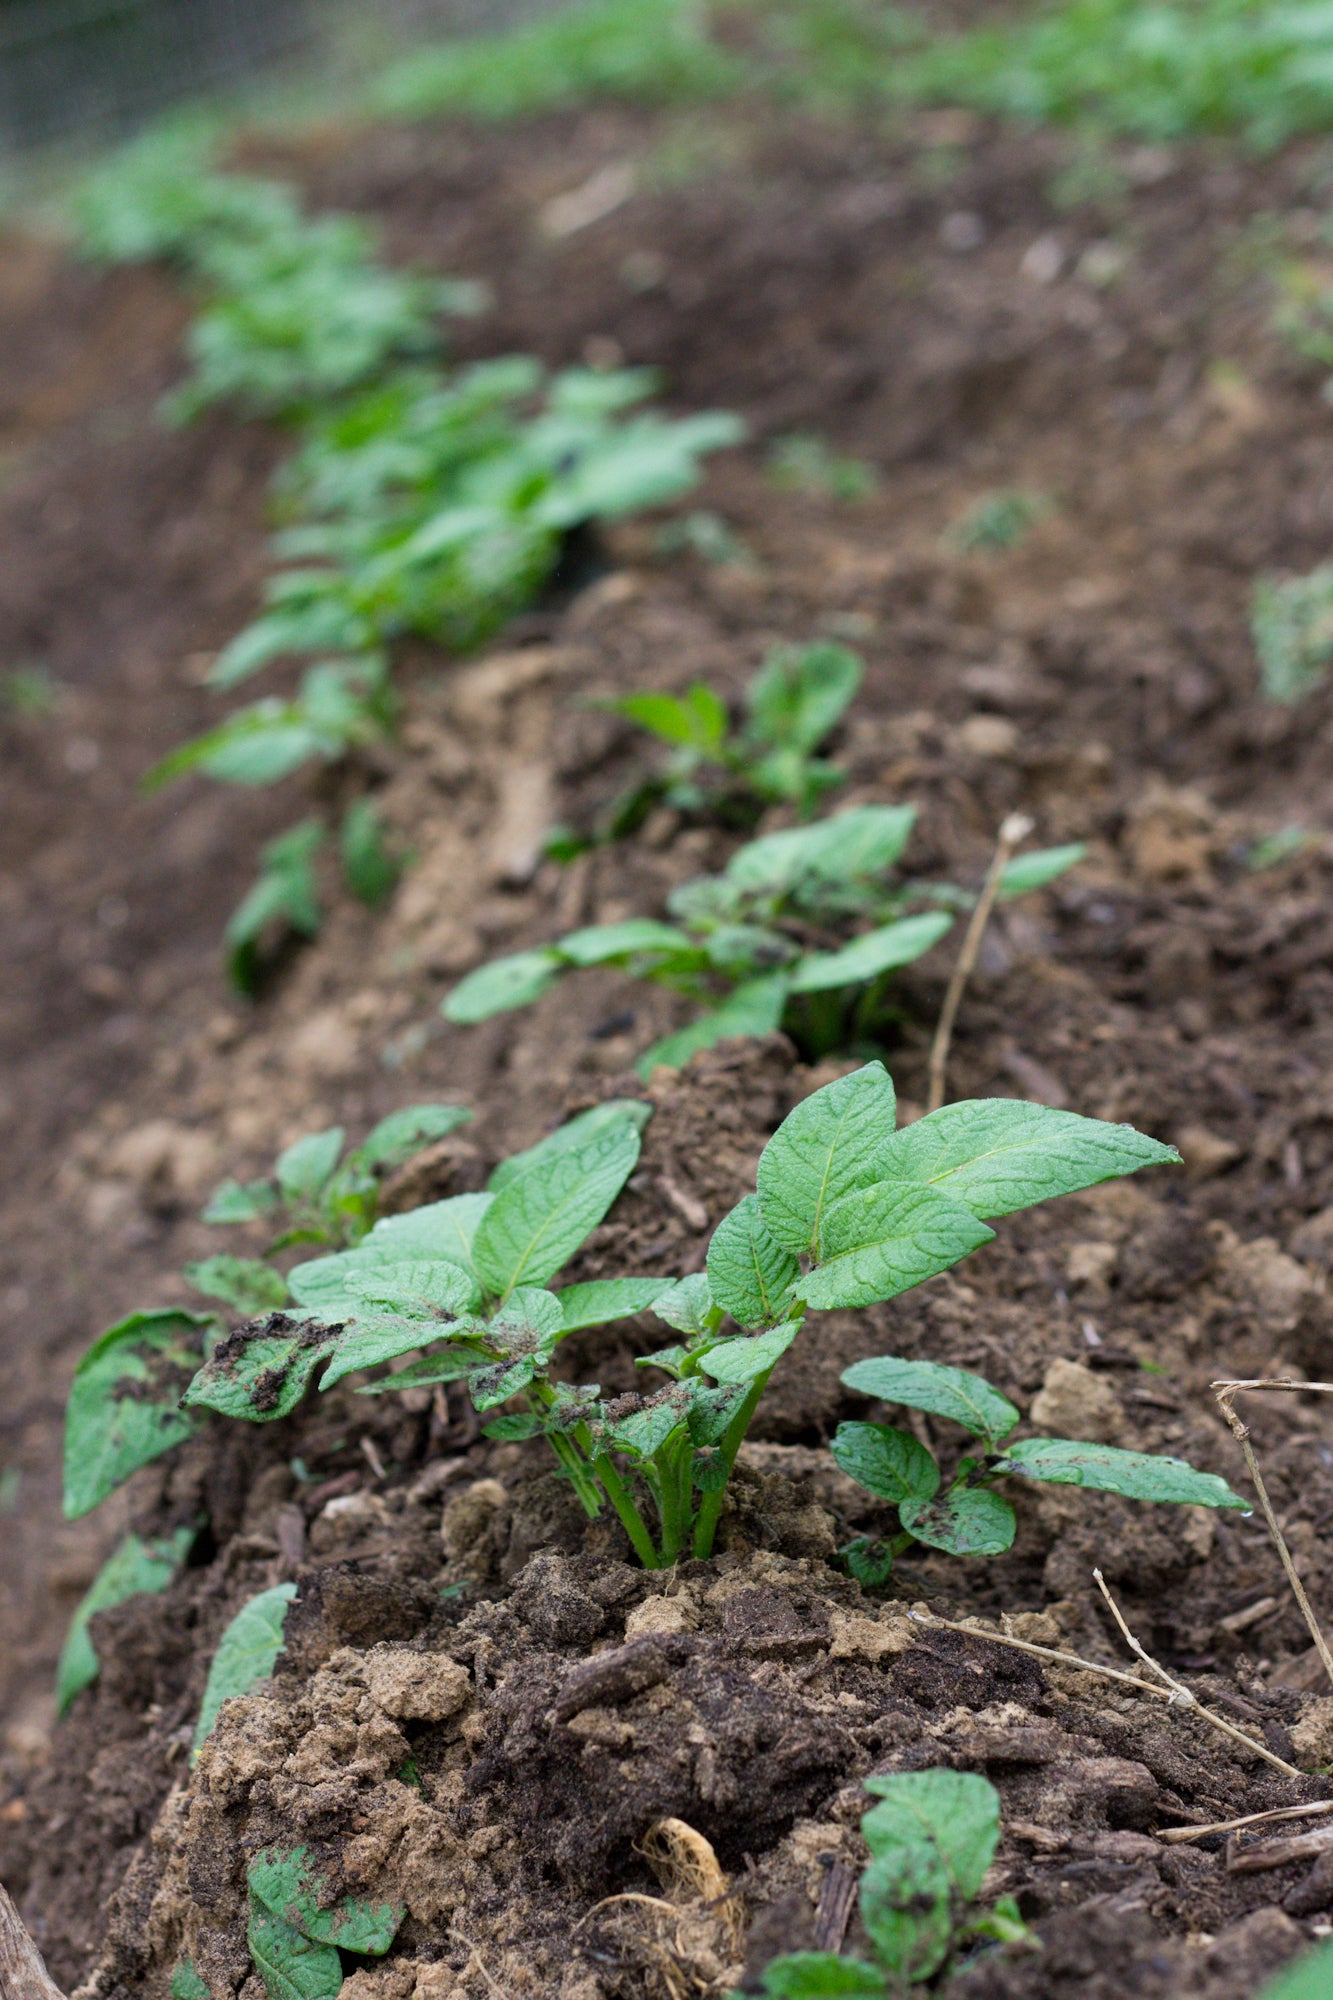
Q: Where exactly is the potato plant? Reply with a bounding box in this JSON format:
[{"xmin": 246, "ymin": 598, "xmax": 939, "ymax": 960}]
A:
[
  {"xmin": 140, "ymin": 1067, "xmax": 1241, "ymax": 1572},
  {"xmin": 746, "ymin": 1770, "xmax": 1029, "ymax": 1996},
  {"xmin": 445, "ymin": 802, "xmax": 1084, "ymax": 1071},
  {"xmin": 601, "ymin": 638, "xmax": 863, "ymax": 829}
]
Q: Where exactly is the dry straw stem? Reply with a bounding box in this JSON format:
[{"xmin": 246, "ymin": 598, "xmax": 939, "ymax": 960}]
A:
[
  {"xmin": 913, "ymin": 1605, "xmax": 1300, "ymax": 1778},
  {"xmin": 1092, "ymin": 1568, "xmax": 1301, "ymax": 1776},
  {"xmin": 1227, "ymin": 1821, "xmax": 1333, "ymax": 1875},
  {"xmin": 1212, "ymin": 1377, "xmax": 1333, "ymax": 1693},
  {"xmin": 0, "ymin": 1881, "xmax": 67, "ymax": 2000},
  {"xmin": 927, "ymin": 812, "xmax": 1034, "ymax": 1113},
  {"xmin": 1159, "ymin": 1799, "xmax": 1333, "ymax": 1845}
]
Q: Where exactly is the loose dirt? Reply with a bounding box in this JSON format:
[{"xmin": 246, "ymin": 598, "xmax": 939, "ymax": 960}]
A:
[{"xmin": 6, "ymin": 85, "xmax": 1333, "ymax": 2000}]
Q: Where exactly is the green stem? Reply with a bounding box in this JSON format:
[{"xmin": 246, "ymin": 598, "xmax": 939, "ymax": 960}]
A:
[
  {"xmin": 591, "ymin": 1451, "xmax": 662, "ymax": 1569},
  {"xmin": 692, "ymin": 1368, "xmax": 772, "ymax": 1560},
  {"xmin": 546, "ymin": 1430, "xmax": 603, "ymax": 1518}
]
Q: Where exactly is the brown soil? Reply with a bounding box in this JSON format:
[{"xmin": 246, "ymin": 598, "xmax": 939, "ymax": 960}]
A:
[{"xmin": 7, "ymin": 87, "xmax": 1333, "ymax": 2000}]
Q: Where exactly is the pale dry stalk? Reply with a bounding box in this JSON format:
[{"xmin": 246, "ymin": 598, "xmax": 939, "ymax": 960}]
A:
[
  {"xmin": 1212, "ymin": 1378, "xmax": 1333, "ymax": 1693},
  {"xmin": 0, "ymin": 1881, "xmax": 67, "ymax": 2000},
  {"xmin": 927, "ymin": 812, "xmax": 1033, "ymax": 1113}
]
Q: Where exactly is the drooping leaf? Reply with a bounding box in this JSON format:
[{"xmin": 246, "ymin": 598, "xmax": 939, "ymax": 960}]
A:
[
  {"xmin": 755, "ymin": 1060, "xmax": 898, "ymax": 1256},
  {"xmin": 185, "ymin": 1255, "xmax": 290, "ymax": 1315},
  {"xmin": 351, "ymin": 1103, "xmax": 471, "ymax": 1169},
  {"xmin": 553, "ymin": 1277, "xmax": 670, "ymax": 1330},
  {"xmin": 788, "ymin": 911, "xmax": 954, "ymax": 994},
  {"xmin": 859, "ymin": 1771, "xmax": 1001, "ymax": 1981},
  {"xmin": 64, "ymin": 1310, "xmax": 210, "ymax": 1519},
  {"xmin": 247, "ymin": 1908, "xmax": 342, "ymax": 2000},
  {"xmin": 275, "ymin": 1128, "xmax": 345, "ymax": 1204},
  {"xmin": 706, "ymin": 1194, "xmax": 799, "ymax": 1329},
  {"xmin": 699, "ymin": 1318, "xmax": 801, "ymax": 1384},
  {"xmin": 317, "ymin": 1317, "xmax": 455, "ymax": 1390},
  {"xmin": 798, "ymin": 1184, "xmax": 994, "ymax": 1312},
  {"xmin": 443, "ymin": 949, "xmax": 562, "ymax": 1023},
  {"xmin": 193, "ymin": 1582, "xmax": 297, "ymax": 1755},
  {"xmin": 749, "ymin": 1951, "xmax": 885, "ymax": 1998},
  {"xmin": 650, "ymin": 1271, "xmax": 715, "ymax": 1337},
  {"xmin": 356, "ymin": 1346, "xmax": 482, "ymax": 1394},
  {"xmin": 879, "ymin": 1099, "xmax": 1179, "ymax": 1220},
  {"xmin": 248, "ymin": 1847, "xmax": 403, "ymax": 1954},
  {"xmin": 555, "ymin": 919, "xmax": 696, "ymax": 966},
  {"xmin": 56, "ymin": 1526, "xmax": 194, "ymax": 1714},
  {"xmin": 899, "ymin": 1483, "xmax": 1017, "ymax": 1558},
  {"xmin": 840, "ymin": 1356, "xmax": 1020, "ymax": 1447},
  {"xmin": 994, "ymin": 1437, "xmax": 1247, "ymax": 1509},
  {"xmin": 830, "ymin": 1423, "xmax": 940, "ymax": 1508},
  {"xmin": 183, "ymin": 1317, "xmax": 339, "ymax": 1423},
  {"xmin": 488, "ymin": 1100, "xmax": 651, "ymax": 1191},
  {"xmin": 998, "ymin": 842, "xmax": 1086, "ymax": 898},
  {"xmin": 636, "ymin": 973, "xmax": 790, "ymax": 1076},
  {"xmin": 472, "ymin": 1117, "xmax": 640, "ymax": 1298}
]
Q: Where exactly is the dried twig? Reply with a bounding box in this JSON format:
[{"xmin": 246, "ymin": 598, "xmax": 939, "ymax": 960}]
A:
[
  {"xmin": 1159, "ymin": 1800, "xmax": 1333, "ymax": 1845},
  {"xmin": 0, "ymin": 1882, "xmax": 67, "ymax": 2000},
  {"xmin": 813, "ymin": 1860, "xmax": 859, "ymax": 1954},
  {"xmin": 927, "ymin": 813, "xmax": 1033, "ymax": 1113},
  {"xmin": 1092, "ymin": 1569, "xmax": 1300, "ymax": 1777},
  {"xmin": 1227, "ymin": 1823, "xmax": 1333, "ymax": 1875},
  {"xmin": 1213, "ymin": 1378, "xmax": 1333, "ymax": 1693},
  {"xmin": 914, "ymin": 1603, "xmax": 1300, "ymax": 1778}
]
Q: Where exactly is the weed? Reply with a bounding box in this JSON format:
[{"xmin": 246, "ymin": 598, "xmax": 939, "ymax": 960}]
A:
[
  {"xmin": 159, "ymin": 1067, "xmax": 1238, "ymax": 1572},
  {"xmin": 767, "ymin": 430, "xmax": 880, "ymax": 501},
  {"xmin": 444, "ymin": 802, "xmax": 1084, "ymax": 1072},
  {"xmin": 654, "ymin": 508, "xmax": 753, "ymax": 566},
  {"xmin": 1251, "ymin": 564, "xmax": 1333, "ymax": 701},
  {"xmin": 946, "ymin": 488, "xmax": 1052, "ymax": 553},
  {"xmin": 602, "ymin": 639, "xmax": 862, "ymax": 826},
  {"xmin": 745, "ymin": 1770, "xmax": 1031, "ymax": 1995},
  {"xmin": 0, "ymin": 664, "xmax": 57, "ymax": 716}
]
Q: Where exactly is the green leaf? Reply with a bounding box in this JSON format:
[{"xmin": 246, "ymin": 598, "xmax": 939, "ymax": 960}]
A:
[
  {"xmin": 637, "ymin": 973, "xmax": 790, "ymax": 1075},
  {"xmin": 171, "ymin": 1961, "xmax": 211, "ymax": 2000},
  {"xmin": 995, "ymin": 1437, "xmax": 1248, "ymax": 1509},
  {"xmin": 193, "ymin": 1583, "xmax": 296, "ymax": 1756},
  {"xmin": 352, "ymin": 1104, "xmax": 471, "ymax": 1170},
  {"xmin": 606, "ymin": 1396, "xmax": 689, "ymax": 1459},
  {"xmin": 344, "ymin": 1259, "xmax": 477, "ymax": 1318},
  {"xmin": 788, "ymin": 911, "xmax": 953, "ymax": 994},
  {"xmin": 183, "ymin": 1318, "xmax": 339, "ymax": 1423},
  {"xmin": 443, "ymin": 949, "xmax": 562, "ymax": 1023},
  {"xmin": 248, "ymin": 1848, "xmax": 402, "ymax": 1954},
  {"xmin": 830, "ymin": 1423, "xmax": 940, "ymax": 1508},
  {"xmin": 840, "ymin": 1356, "xmax": 1020, "ymax": 1447},
  {"xmin": 609, "ymin": 685, "xmax": 728, "ymax": 754},
  {"xmin": 553, "ymin": 1277, "xmax": 670, "ymax": 1330},
  {"xmin": 555, "ymin": 919, "xmax": 697, "ymax": 966},
  {"xmin": 745, "ymin": 642, "xmax": 863, "ymax": 755},
  {"xmin": 184, "ymin": 1255, "xmax": 290, "ymax": 1315},
  {"xmin": 755, "ymin": 1060, "xmax": 898, "ymax": 1256},
  {"xmin": 706, "ymin": 1194, "xmax": 799, "ymax": 1329},
  {"xmin": 726, "ymin": 806, "xmax": 917, "ymax": 894},
  {"xmin": 859, "ymin": 1771, "xmax": 1001, "ymax": 1981},
  {"xmin": 900, "ymin": 1483, "xmax": 1016, "ymax": 1557},
  {"xmin": 63, "ymin": 1310, "xmax": 209, "ymax": 1519},
  {"xmin": 276, "ymin": 1128, "xmax": 345, "ymax": 1204},
  {"xmin": 488, "ymin": 1100, "xmax": 652, "ymax": 1192},
  {"xmin": 1257, "ymin": 1941, "xmax": 1333, "ymax": 2000},
  {"xmin": 247, "ymin": 1908, "xmax": 342, "ymax": 2000},
  {"xmin": 56, "ymin": 1527, "xmax": 193, "ymax": 1714},
  {"xmin": 842, "ymin": 1537, "xmax": 898, "ymax": 1588},
  {"xmin": 356, "ymin": 1346, "xmax": 481, "ymax": 1394},
  {"xmin": 340, "ymin": 797, "xmax": 402, "ymax": 906},
  {"xmin": 798, "ymin": 1184, "xmax": 994, "ymax": 1312},
  {"xmin": 751, "ymin": 1952, "xmax": 885, "ymax": 1998},
  {"xmin": 203, "ymin": 1177, "xmax": 278, "ymax": 1224},
  {"xmin": 879, "ymin": 1099, "xmax": 1180, "ymax": 1220},
  {"xmin": 318, "ymin": 1317, "xmax": 454, "ymax": 1390},
  {"xmin": 288, "ymin": 1195, "xmax": 492, "ymax": 1317},
  {"xmin": 472, "ymin": 1116, "xmax": 640, "ymax": 1299},
  {"xmin": 998, "ymin": 842, "xmax": 1086, "ymax": 898},
  {"xmin": 699, "ymin": 1318, "xmax": 800, "ymax": 1384},
  {"xmin": 651, "ymin": 1272, "xmax": 715, "ymax": 1337}
]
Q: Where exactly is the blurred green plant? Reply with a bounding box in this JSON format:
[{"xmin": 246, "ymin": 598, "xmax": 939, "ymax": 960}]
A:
[
  {"xmin": 767, "ymin": 430, "xmax": 880, "ymax": 501},
  {"xmin": 946, "ymin": 489, "xmax": 1052, "ymax": 552},
  {"xmin": 1251, "ymin": 564, "xmax": 1333, "ymax": 701}
]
